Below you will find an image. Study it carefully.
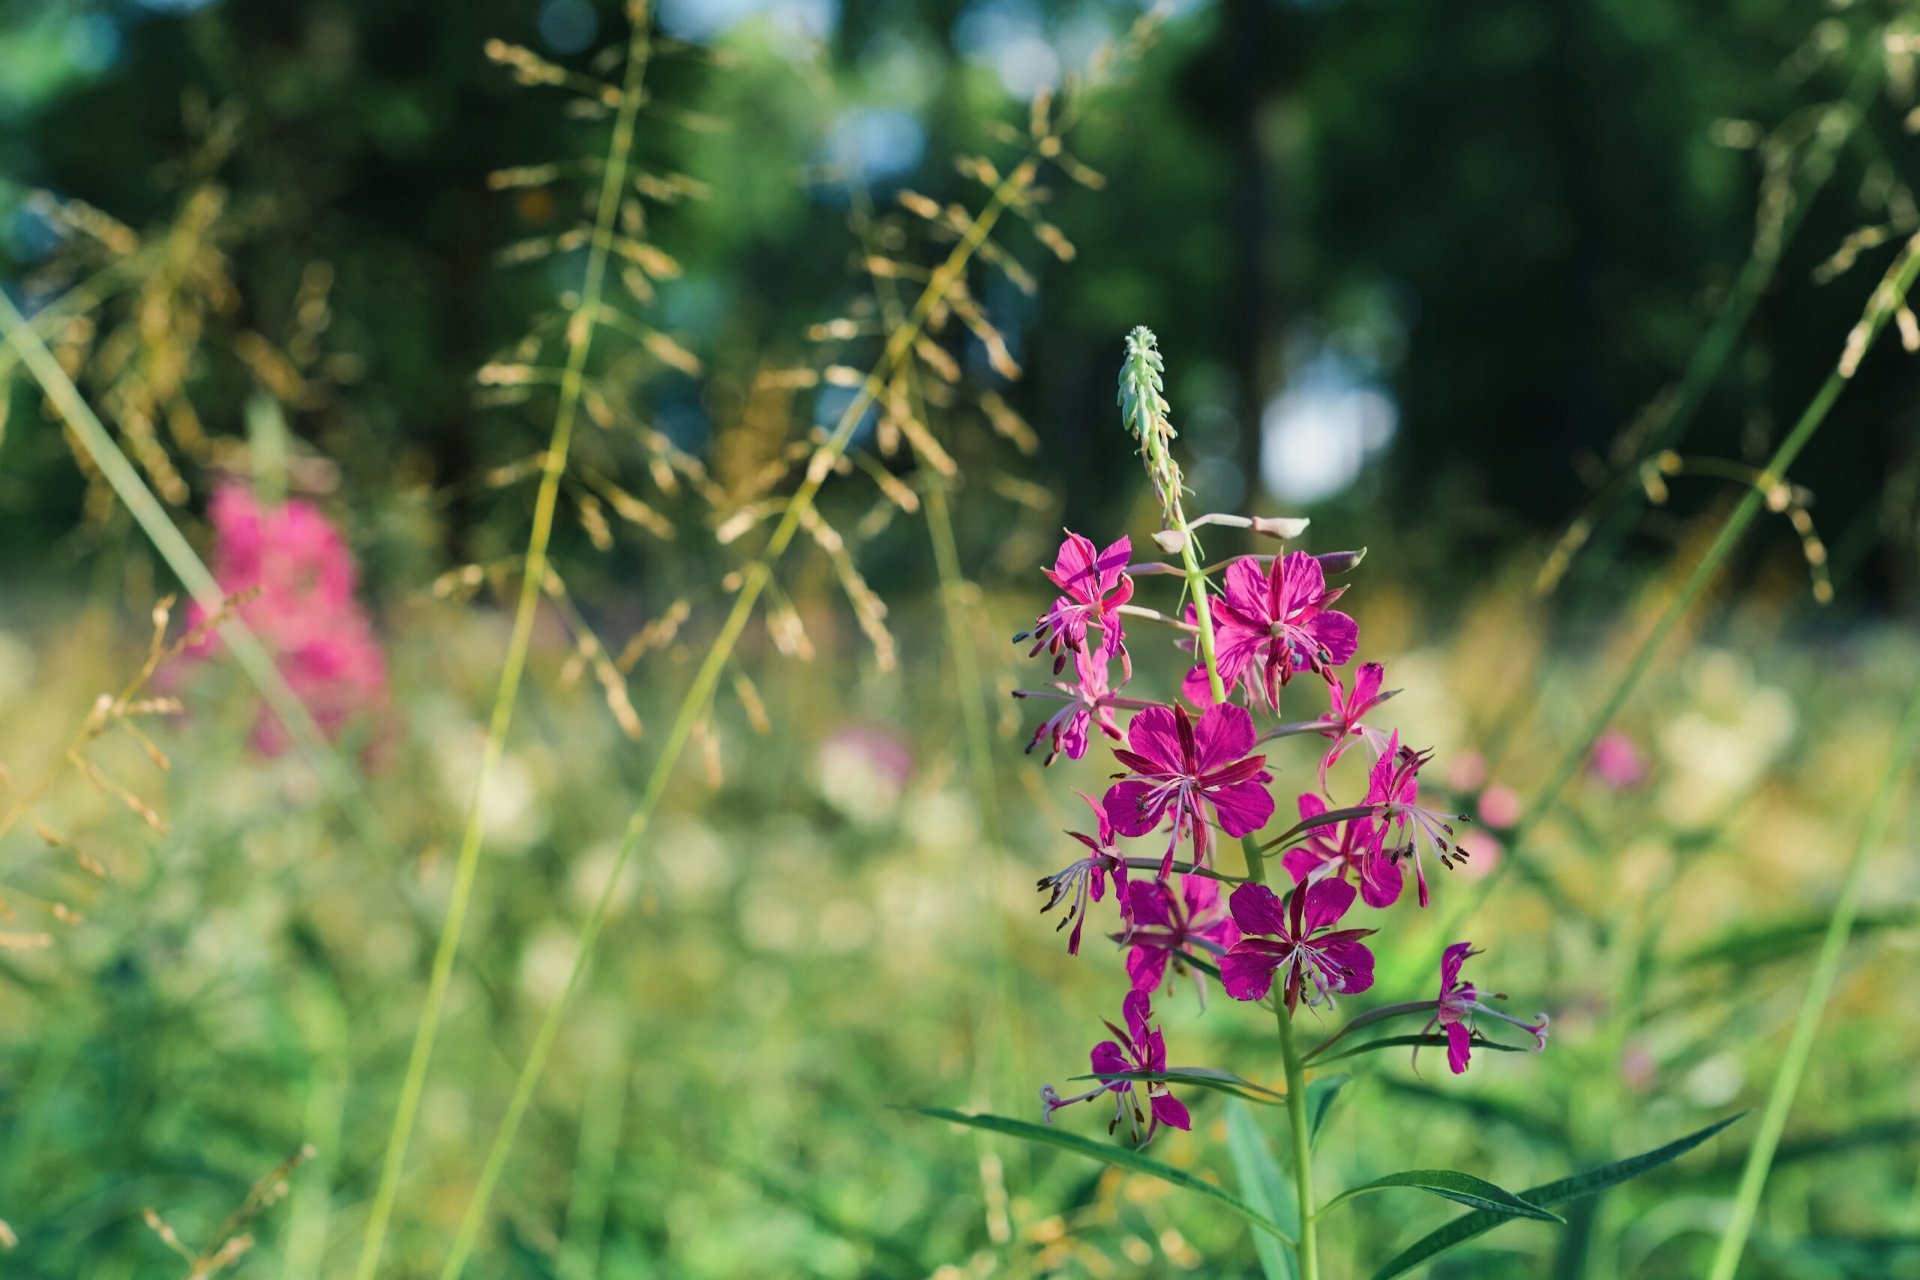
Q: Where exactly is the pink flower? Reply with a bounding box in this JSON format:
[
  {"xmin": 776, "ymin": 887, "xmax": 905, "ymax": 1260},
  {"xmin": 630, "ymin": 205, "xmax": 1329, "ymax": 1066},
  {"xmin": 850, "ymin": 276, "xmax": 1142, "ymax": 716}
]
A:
[
  {"xmin": 1281, "ymin": 791, "xmax": 1403, "ymax": 908},
  {"xmin": 1316, "ymin": 661, "xmax": 1395, "ymax": 792},
  {"xmin": 1478, "ymin": 783, "xmax": 1521, "ymax": 829},
  {"xmin": 1590, "ymin": 729, "xmax": 1648, "ymax": 790},
  {"xmin": 1121, "ymin": 874, "xmax": 1241, "ymax": 995},
  {"xmin": 1423, "ymin": 942, "xmax": 1549, "ymax": 1075},
  {"xmin": 183, "ymin": 485, "xmax": 387, "ymax": 755},
  {"xmin": 1020, "ymin": 531, "xmax": 1133, "ymax": 674},
  {"xmin": 1366, "ymin": 733, "xmax": 1470, "ymax": 908},
  {"xmin": 1014, "ymin": 639, "xmax": 1128, "ymax": 765},
  {"xmin": 1037, "ymin": 793, "xmax": 1130, "ymax": 955},
  {"xmin": 1183, "ymin": 552, "xmax": 1358, "ymax": 708},
  {"xmin": 1220, "ymin": 879, "xmax": 1376, "ymax": 1011},
  {"xmin": 1041, "ymin": 991, "xmax": 1190, "ymax": 1144},
  {"xmin": 1103, "ymin": 702, "xmax": 1274, "ymax": 877}
]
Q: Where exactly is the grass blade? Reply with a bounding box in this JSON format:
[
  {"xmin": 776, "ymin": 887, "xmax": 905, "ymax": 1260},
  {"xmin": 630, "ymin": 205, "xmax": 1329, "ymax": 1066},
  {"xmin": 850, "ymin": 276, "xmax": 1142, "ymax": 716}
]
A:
[
  {"xmin": 1705, "ymin": 677, "xmax": 1920, "ymax": 1279},
  {"xmin": 1310, "ymin": 1033, "xmax": 1529, "ymax": 1067},
  {"xmin": 1370, "ymin": 1113, "xmax": 1744, "ymax": 1280},
  {"xmin": 1074, "ymin": 1068, "xmax": 1288, "ymax": 1106},
  {"xmin": 914, "ymin": 1107, "xmax": 1296, "ymax": 1245},
  {"xmin": 1317, "ymin": 1170, "xmax": 1563, "ymax": 1223},
  {"xmin": 1224, "ymin": 1099, "xmax": 1300, "ymax": 1280},
  {"xmin": 1306, "ymin": 1074, "xmax": 1351, "ymax": 1148}
]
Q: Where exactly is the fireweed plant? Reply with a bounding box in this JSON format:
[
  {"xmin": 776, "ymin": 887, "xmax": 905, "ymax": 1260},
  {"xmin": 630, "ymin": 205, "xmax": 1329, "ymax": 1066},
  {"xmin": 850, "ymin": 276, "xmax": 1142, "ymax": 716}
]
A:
[{"xmin": 923, "ymin": 329, "xmax": 1743, "ymax": 1279}]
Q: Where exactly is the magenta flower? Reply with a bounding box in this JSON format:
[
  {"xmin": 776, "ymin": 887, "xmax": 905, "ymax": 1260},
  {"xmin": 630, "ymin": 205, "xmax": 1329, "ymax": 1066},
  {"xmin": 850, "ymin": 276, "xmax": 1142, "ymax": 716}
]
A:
[
  {"xmin": 1041, "ymin": 991, "xmax": 1190, "ymax": 1144},
  {"xmin": 1316, "ymin": 661, "xmax": 1395, "ymax": 792},
  {"xmin": 1590, "ymin": 729, "xmax": 1649, "ymax": 790},
  {"xmin": 1038, "ymin": 793, "xmax": 1130, "ymax": 955},
  {"xmin": 1020, "ymin": 531, "xmax": 1133, "ymax": 673},
  {"xmin": 1104, "ymin": 702, "xmax": 1274, "ymax": 877},
  {"xmin": 1184, "ymin": 552, "xmax": 1358, "ymax": 708},
  {"xmin": 1220, "ymin": 879, "xmax": 1376, "ymax": 1011},
  {"xmin": 1282, "ymin": 791, "xmax": 1403, "ymax": 909},
  {"xmin": 182, "ymin": 485, "xmax": 388, "ymax": 755},
  {"xmin": 1014, "ymin": 639, "xmax": 1128, "ymax": 765},
  {"xmin": 1423, "ymin": 942, "xmax": 1550, "ymax": 1075},
  {"xmin": 1121, "ymin": 874, "xmax": 1241, "ymax": 996},
  {"xmin": 1366, "ymin": 733, "xmax": 1470, "ymax": 908}
]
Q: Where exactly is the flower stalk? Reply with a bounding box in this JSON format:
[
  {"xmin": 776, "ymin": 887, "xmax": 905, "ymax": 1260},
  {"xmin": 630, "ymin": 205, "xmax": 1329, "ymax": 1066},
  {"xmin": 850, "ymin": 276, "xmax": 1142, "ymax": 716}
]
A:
[{"xmin": 1124, "ymin": 326, "xmax": 1320, "ymax": 1278}]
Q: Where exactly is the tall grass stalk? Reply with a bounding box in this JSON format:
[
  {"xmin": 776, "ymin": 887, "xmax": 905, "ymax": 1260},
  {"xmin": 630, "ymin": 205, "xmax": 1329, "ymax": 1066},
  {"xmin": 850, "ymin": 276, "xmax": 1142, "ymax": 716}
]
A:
[
  {"xmin": 1539, "ymin": 51, "xmax": 1881, "ymax": 599},
  {"xmin": 0, "ymin": 288, "xmax": 395, "ymax": 862},
  {"xmin": 862, "ymin": 200, "xmax": 1024, "ymax": 1237},
  {"xmin": 1705, "ymin": 676, "xmax": 1920, "ymax": 1278},
  {"xmin": 433, "ymin": 144, "xmax": 1044, "ymax": 1280},
  {"xmin": 350, "ymin": 14, "xmax": 655, "ymax": 1278},
  {"xmin": 1423, "ymin": 232, "xmax": 1920, "ymax": 961}
]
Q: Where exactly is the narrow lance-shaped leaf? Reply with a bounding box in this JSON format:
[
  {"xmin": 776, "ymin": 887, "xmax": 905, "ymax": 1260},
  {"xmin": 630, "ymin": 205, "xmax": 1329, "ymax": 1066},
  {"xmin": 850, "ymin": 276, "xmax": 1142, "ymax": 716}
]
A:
[
  {"xmin": 1303, "ymin": 1002, "xmax": 1436, "ymax": 1063},
  {"xmin": 1223, "ymin": 1099, "xmax": 1298, "ymax": 1280},
  {"xmin": 914, "ymin": 1108, "xmax": 1295, "ymax": 1246},
  {"xmin": 1076, "ymin": 1067, "xmax": 1286, "ymax": 1107},
  {"xmin": 1311, "ymin": 1032, "xmax": 1530, "ymax": 1067},
  {"xmin": 1317, "ymin": 1170, "xmax": 1564, "ymax": 1223},
  {"xmin": 1370, "ymin": 1114, "xmax": 1745, "ymax": 1280},
  {"xmin": 1306, "ymin": 1074, "xmax": 1352, "ymax": 1148}
]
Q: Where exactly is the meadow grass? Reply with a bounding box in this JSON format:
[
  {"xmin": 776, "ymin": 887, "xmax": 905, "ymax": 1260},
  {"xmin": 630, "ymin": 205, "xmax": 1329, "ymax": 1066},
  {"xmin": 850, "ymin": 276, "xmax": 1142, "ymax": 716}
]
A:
[{"xmin": 1, "ymin": 4, "xmax": 1916, "ymax": 1278}]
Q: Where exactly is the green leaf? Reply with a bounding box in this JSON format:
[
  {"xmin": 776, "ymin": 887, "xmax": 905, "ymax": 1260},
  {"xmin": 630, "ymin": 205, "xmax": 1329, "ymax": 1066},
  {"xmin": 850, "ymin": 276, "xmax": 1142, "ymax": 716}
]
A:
[
  {"xmin": 1303, "ymin": 1002, "xmax": 1436, "ymax": 1064},
  {"xmin": 915, "ymin": 1107, "xmax": 1295, "ymax": 1245},
  {"xmin": 1370, "ymin": 1114, "xmax": 1744, "ymax": 1280},
  {"xmin": 1318, "ymin": 1170, "xmax": 1563, "ymax": 1222},
  {"xmin": 1306, "ymin": 1075, "xmax": 1351, "ymax": 1148},
  {"xmin": 1311, "ymin": 1033, "xmax": 1531, "ymax": 1066},
  {"xmin": 1224, "ymin": 1100, "xmax": 1298, "ymax": 1280},
  {"xmin": 1072, "ymin": 1067, "xmax": 1287, "ymax": 1107}
]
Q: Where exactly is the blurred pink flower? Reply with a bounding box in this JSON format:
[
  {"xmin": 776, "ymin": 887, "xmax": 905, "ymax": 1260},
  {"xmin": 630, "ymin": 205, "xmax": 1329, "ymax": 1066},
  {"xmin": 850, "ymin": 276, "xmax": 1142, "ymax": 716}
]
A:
[
  {"xmin": 1478, "ymin": 783, "xmax": 1521, "ymax": 829},
  {"xmin": 183, "ymin": 485, "xmax": 388, "ymax": 755},
  {"xmin": 1590, "ymin": 729, "xmax": 1648, "ymax": 790}
]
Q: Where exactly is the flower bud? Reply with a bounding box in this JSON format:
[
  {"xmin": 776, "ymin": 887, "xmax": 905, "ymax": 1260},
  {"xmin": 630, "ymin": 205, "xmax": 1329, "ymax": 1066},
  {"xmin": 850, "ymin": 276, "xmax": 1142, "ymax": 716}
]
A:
[
  {"xmin": 1250, "ymin": 515, "xmax": 1311, "ymax": 540},
  {"xmin": 1314, "ymin": 547, "xmax": 1367, "ymax": 575},
  {"xmin": 1151, "ymin": 528, "xmax": 1188, "ymax": 555}
]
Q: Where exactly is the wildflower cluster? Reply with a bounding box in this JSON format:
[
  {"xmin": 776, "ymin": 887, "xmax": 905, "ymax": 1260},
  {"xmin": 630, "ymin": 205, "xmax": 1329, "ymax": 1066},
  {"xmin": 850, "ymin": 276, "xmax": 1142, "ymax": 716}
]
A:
[
  {"xmin": 183, "ymin": 484, "xmax": 388, "ymax": 754},
  {"xmin": 1024, "ymin": 329, "xmax": 1547, "ymax": 1149}
]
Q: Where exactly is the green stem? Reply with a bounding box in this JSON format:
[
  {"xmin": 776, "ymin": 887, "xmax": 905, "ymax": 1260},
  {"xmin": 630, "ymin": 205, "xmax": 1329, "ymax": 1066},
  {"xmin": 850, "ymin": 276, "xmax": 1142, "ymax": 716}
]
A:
[
  {"xmin": 1144, "ymin": 417, "xmax": 1318, "ymax": 1278},
  {"xmin": 352, "ymin": 20, "xmax": 654, "ymax": 1279},
  {"xmin": 1706, "ymin": 676, "xmax": 1920, "ymax": 1279},
  {"xmin": 433, "ymin": 143, "xmax": 1033, "ymax": 1280}
]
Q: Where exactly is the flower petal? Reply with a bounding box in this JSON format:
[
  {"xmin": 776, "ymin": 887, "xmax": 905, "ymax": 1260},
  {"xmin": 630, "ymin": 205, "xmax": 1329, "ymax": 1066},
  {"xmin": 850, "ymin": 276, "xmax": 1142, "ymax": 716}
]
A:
[
  {"xmin": 1309, "ymin": 609, "xmax": 1360, "ymax": 668},
  {"xmin": 1209, "ymin": 779, "xmax": 1276, "ymax": 838},
  {"xmin": 1220, "ymin": 945, "xmax": 1281, "ymax": 1001},
  {"xmin": 1319, "ymin": 936, "xmax": 1375, "ymax": 995},
  {"xmin": 1124, "ymin": 705, "xmax": 1184, "ymax": 772},
  {"xmin": 1301, "ymin": 877, "xmax": 1357, "ymax": 933},
  {"xmin": 1228, "ymin": 882, "xmax": 1290, "ymax": 938},
  {"xmin": 1127, "ymin": 944, "xmax": 1170, "ymax": 994},
  {"xmin": 1104, "ymin": 779, "xmax": 1167, "ymax": 838},
  {"xmin": 1193, "ymin": 702, "xmax": 1258, "ymax": 770},
  {"xmin": 1151, "ymin": 1091, "xmax": 1191, "ymax": 1132},
  {"xmin": 1122, "ymin": 990, "xmax": 1153, "ymax": 1045},
  {"xmin": 1446, "ymin": 1020, "xmax": 1472, "ymax": 1075},
  {"xmin": 1439, "ymin": 941, "xmax": 1475, "ymax": 995}
]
